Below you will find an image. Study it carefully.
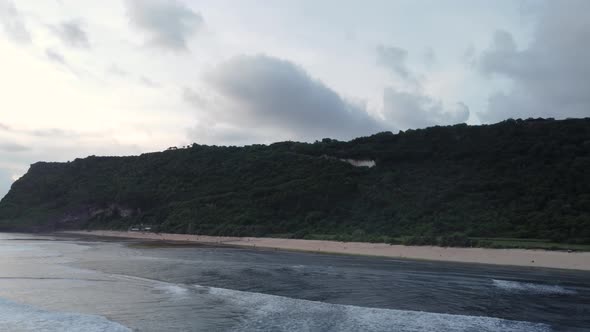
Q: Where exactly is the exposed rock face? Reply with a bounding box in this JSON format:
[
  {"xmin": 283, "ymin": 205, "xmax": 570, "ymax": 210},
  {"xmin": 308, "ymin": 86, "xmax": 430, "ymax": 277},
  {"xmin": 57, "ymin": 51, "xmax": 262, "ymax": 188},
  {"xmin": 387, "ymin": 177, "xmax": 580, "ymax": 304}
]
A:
[
  {"xmin": 54, "ymin": 204, "xmax": 137, "ymax": 230},
  {"xmin": 321, "ymin": 155, "xmax": 375, "ymax": 167},
  {"xmin": 339, "ymin": 159, "xmax": 376, "ymax": 168}
]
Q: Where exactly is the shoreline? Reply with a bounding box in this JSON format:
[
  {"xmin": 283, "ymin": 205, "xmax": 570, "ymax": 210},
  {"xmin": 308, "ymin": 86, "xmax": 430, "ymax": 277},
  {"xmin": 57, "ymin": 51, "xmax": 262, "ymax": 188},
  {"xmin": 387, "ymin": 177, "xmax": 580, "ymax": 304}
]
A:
[{"xmin": 63, "ymin": 230, "xmax": 590, "ymax": 271}]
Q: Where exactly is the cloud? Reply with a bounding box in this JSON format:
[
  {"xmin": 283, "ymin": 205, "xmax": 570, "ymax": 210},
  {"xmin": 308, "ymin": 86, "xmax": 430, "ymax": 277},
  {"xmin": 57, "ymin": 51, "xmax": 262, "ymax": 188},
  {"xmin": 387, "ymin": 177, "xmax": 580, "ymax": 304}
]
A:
[
  {"xmin": 376, "ymin": 45, "xmax": 469, "ymax": 129},
  {"xmin": 106, "ymin": 64, "xmax": 129, "ymax": 77},
  {"xmin": 0, "ymin": 142, "xmax": 30, "ymax": 152},
  {"xmin": 30, "ymin": 128, "xmax": 77, "ymax": 138},
  {"xmin": 43, "ymin": 48, "xmax": 84, "ymax": 77},
  {"xmin": 49, "ymin": 20, "xmax": 90, "ymax": 49},
  {"xmin": 45, "ymin": 48, "xmax": 67, "ymax": 65},
  {"xmin": 423, "ymin": 47, "xmax": 436, "ymax": 67},
  {"xmin": 139, "ymin": 75, "xmax": 160, "ymax": 88},
  {"xmin": 0, "ymin": 123, "xmax": 79, "ymax": 138},
  {"xmin": 462, "ymin": 44, "xmax": 477, "ymax": 66},
  {"xmin": 183, "ymin": 87, "xmax": 208, "ymax": 109},
  {"xmin": 186, "ymin": 54, "xmax": 384, "ymax": 143},
  {"xmin": 376, "ymin": 45, "xmax": 412, "ymax": 80},
  {"xmin": 382, "ymin": 88, "xmax": 470, "ymax": 130},
  {"xmin": 124, "ymin": 0, "xmax": 203, "ymax": 51},
  {"xmin": 187, "ymin": 122, "xmax": 269, "ymax": 146},
  {"xmin": 478, "ymin": 0, "xmax": 590, "ymax": 122},
  {"xmin": 0, "ymin": 0, "xmax": 31, "ymax": 44},
  {"xmin": 479, "ymin": 30, "xmax": 518, "ymax": 75}
]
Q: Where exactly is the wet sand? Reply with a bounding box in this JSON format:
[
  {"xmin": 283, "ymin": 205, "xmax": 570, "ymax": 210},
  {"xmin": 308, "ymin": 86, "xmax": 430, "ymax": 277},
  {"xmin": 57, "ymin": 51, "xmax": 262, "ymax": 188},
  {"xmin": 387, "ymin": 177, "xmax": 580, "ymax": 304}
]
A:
[{"xmin": 64, "ymin": 231, "xmax": 590, "ymax": 271}]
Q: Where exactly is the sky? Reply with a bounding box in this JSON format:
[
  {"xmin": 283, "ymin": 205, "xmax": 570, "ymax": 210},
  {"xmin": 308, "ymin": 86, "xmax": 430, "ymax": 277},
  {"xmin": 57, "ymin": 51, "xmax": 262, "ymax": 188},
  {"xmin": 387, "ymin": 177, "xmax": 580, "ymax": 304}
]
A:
[{"xmin": 0, "ymin": 0, "xmax": 589, "ymax": 198}]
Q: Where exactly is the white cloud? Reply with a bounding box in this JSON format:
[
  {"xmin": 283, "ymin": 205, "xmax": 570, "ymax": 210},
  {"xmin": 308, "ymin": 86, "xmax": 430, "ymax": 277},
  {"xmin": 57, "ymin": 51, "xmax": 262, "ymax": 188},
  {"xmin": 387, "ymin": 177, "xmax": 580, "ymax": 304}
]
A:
[
  {"xmin": 0, "ymin": 0, "xmax": 31, "ymax": 44},
  {"xmin": 49, "ymin": 19, "xmax": 90, "ymax": 49},
  {"xmin": 382, "ymin": 88, "xmax": 469, "ymax": 129}
]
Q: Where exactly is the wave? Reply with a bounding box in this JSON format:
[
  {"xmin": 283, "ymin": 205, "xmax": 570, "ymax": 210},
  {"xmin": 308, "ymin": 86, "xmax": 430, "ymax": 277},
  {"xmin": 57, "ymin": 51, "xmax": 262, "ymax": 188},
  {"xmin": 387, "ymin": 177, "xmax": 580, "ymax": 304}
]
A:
[
  {"xmin": 154, "ymin": 284, "xmax": 190, "ymax": 297},
  {"xmin": 198, "ymin": 285, "xmax": 551, "ymax": 332},
  {"xmin": 104, "ymin": 272, "xmax": 553, "ymax": 331},
  {"xmin": 492, "ymin": 279, "xmax": 576, "ymax": 295},
  {"xmin": 0, "ymin": 297, "xmax": 130, "ymax": 332},
  {"xmin": 110, "ymin": 273, "xmax": 191, "ymax": 299}
]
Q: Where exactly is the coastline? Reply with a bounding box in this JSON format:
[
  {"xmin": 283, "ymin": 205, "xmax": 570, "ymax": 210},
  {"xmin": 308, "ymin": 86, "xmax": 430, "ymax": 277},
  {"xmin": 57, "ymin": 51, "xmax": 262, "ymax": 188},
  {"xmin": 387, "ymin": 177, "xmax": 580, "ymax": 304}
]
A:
[{"xmin": 63, "ymin": 230, "xmax": 590, "ymax": 271}]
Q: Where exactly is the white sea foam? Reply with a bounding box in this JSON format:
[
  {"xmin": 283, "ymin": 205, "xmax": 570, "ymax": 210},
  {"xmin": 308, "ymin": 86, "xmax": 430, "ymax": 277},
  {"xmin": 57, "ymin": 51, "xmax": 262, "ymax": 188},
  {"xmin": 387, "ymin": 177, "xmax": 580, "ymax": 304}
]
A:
[
  {"xmin": 0, "ymin": 298, "xmax": 131, "ymax": 332},
  {"xmin": 105, "ymin": 273, "xmax": 553, "ymax": 331},
  {"xmin": 0, "ymin": 244, "xmax": 35, "ymax": 253},
  {"xmin": 154, "ymin": 284, "xmax": 190, "ymax": 297},
  {"xmin": 198, "ymin": 285, "xmax": 552, "ymax": 332},
  {"xmin": 492, "ymin": 279, "xmax": 576, "ymax": 295},
  {"xmin": 110, "ymin": 273, "xmax": 190, "ymax": 299}
]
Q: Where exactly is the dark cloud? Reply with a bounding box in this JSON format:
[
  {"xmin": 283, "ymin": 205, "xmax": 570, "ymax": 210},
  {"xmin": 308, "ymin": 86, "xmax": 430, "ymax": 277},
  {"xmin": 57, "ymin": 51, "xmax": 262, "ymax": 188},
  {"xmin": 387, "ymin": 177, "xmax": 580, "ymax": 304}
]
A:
[
  {"xmin": 478, "ymin": 0, "xmax": 590, "ymax": 122},
  {"xmin": 45, "ymin": 48, "xmax": 67, "ymax": 65},
  {"xmin": 188, "ymin": 54, "xmax": 384, "ymax": 143},
  {"xmin": 479, "ymin": 30, "xmax": 518, "ymax": 75},
  {"xmin": 382, "ymin": 88, "xmax": 469, "ymax": 130},
  {"xmin": 0, "ymin": 142, "xmax": 30, "ymax": 152},
  {"xmin": 124, "ymin": 0, "xmax": 203, "ymax": 51},
  {"xmin": 0, "ymin": 0, "xmax": 31, "ymax": 44},
  {"xmin": 50, "ymin": 20, "xmax": 90, "ymax": 49},
  {"xmin": 376, "ymin": 45, "xmax": 411, "ymax": 80}
]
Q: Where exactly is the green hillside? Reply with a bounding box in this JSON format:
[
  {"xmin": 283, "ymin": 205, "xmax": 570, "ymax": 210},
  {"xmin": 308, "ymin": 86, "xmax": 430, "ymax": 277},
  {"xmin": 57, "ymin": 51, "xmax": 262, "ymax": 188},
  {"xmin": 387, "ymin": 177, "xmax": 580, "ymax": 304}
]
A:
[{"xmin": 1, "ymin": 118, "xmax": 589, "ymax": 246}]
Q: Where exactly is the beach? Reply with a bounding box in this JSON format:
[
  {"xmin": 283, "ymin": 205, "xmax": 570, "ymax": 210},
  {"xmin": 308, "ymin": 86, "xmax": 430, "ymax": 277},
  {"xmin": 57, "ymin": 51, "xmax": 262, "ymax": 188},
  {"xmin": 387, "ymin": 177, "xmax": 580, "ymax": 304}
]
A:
[{"xmin": 64, "ymin": 231, "xmax": 590, "ymax": 271}]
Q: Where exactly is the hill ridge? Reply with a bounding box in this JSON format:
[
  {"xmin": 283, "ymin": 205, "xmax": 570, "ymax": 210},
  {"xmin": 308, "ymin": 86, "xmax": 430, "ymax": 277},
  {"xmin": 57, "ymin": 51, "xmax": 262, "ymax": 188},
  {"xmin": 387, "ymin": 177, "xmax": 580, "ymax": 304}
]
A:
[{"xmin": 1, "ymin": 118, "xmax": 589, "ymax": 245}]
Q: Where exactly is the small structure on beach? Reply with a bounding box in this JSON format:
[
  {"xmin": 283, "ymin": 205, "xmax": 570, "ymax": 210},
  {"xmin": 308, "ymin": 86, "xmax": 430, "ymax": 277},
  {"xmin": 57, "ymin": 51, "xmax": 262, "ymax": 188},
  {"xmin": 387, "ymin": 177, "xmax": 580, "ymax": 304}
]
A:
[{"xmin": 128, "ymin": 224, "xmax": 153, "ymax": 232}]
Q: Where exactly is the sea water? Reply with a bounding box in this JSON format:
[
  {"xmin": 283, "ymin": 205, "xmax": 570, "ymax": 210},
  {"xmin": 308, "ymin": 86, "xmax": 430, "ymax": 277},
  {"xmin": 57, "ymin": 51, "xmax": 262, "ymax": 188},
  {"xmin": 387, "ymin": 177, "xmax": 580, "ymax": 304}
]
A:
[{"xmin": 0, "ymin": 233, "xmax": 588, "ymax": 331}]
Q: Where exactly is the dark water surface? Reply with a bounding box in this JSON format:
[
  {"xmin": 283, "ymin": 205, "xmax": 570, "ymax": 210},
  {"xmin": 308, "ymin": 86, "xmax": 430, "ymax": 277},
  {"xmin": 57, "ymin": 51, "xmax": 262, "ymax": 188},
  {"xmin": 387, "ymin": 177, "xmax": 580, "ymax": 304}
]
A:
[{"xmin": 0, "ymin": 233, "xmax": 588, "ymax": 331}]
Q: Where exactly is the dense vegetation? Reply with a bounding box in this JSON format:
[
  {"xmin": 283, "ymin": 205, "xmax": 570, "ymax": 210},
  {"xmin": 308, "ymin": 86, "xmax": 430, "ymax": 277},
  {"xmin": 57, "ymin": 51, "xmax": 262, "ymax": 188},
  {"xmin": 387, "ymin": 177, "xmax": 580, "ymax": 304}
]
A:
[{"xmin": 1, "ymin": 118, "xmax": 589, "ymax": 246}]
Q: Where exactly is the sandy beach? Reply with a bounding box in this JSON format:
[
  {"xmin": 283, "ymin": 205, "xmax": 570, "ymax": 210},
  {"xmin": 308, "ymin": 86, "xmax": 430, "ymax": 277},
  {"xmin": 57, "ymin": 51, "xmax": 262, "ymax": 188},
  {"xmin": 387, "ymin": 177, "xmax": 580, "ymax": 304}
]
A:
[{"xmin": 64, "ymin": 230, "xmax": 590, "ymax": 271}]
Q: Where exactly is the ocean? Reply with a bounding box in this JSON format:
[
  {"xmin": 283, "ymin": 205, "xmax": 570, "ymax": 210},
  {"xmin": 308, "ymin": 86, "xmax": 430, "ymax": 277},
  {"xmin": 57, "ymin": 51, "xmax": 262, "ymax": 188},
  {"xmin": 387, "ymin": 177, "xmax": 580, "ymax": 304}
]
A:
[{"xmin": 0, "ymin": 233, "xmax": 588, "ymax": 331}]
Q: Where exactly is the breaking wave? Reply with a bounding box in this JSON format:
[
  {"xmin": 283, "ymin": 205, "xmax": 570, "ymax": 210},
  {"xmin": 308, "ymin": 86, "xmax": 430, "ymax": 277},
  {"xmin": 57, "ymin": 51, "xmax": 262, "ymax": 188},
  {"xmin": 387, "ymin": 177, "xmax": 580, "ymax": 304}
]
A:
[
  {"xmin": 100, "ymin": 273, "xmax": 554, "ymax": 331},
  {"xmin": 154, "ymin": 284, "xmax": 190, "ymax": 297},
  {"xmin": 197, "ymin": 285, "xmax": 551, "ymax": 332},
  {"xmin": 110, "ymin": 273, "xmax": 190, "ymax": 299},
  {"xmin": 0, "ymin": 297, "xmax": 130, "ymax": 332},
  {"xmin": 492, "ymin": 279, "xmax": 576, "ymax": 295}
]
